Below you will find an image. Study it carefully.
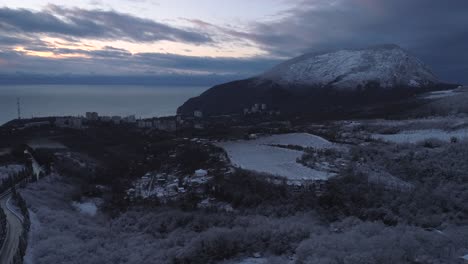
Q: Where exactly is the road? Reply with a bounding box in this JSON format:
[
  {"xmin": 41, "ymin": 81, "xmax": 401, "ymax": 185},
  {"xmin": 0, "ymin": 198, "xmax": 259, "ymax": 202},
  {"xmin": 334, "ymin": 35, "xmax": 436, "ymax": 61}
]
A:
[{"xmin": 0, "ymin": 192, "xmax": 23, "ymax": 264}]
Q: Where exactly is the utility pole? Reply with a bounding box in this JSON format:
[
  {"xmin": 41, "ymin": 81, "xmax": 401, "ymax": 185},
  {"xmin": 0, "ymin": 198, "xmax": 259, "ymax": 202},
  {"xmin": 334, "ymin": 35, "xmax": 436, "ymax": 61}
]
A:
[{"xmin": 17, "ymin": 97, "xmax": 21, "ymax": 120}]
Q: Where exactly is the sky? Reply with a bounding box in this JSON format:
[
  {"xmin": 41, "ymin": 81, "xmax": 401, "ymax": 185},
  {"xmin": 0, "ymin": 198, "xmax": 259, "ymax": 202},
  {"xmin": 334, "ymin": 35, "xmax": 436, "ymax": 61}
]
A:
[{"xmin": 0, "ymin": 0, "xmax": 467, "ymax": 84}]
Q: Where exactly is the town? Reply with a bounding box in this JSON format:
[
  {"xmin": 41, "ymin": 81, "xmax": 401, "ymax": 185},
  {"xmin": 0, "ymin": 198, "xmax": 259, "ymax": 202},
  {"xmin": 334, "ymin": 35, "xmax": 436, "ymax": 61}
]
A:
[{"xmin": 10, "ymin": 101, "xmax": 280, "ymax": 133}]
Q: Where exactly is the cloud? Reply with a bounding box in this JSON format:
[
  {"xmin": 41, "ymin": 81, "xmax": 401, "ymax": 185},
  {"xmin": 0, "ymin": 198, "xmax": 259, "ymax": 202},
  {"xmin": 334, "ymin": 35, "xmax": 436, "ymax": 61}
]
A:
[
  {"xmin": 0, "ymin": 46, "xmax": 280, "ymax": 77},
  {"xmin": 234, "ymin": 0, "xmax": 468, "ymax": 82},
  {"xmin": 1, "ymin": 1, "xmax": 467, "ymax": 84},
  {"xmin": 0, "ymin": 5, "xmax": 211, "ymax": 44},
  {"xmin": 240, "ymin": 0, "xmax": 467, "ymax": 54},
  {"xmin": 183, "ymin": 0, "xmax": 467, "ymax": 82}
]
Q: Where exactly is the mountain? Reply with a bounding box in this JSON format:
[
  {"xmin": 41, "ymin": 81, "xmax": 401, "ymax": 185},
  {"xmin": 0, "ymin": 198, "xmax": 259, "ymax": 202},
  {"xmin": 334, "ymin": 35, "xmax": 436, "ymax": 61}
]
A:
[
  {"xmin": 261, "ymin": 44, "xmax": 437, "ymax": 89},
  {"xmin": 178, "ymin": 45, "xmax": 453, "ymax": 118}
]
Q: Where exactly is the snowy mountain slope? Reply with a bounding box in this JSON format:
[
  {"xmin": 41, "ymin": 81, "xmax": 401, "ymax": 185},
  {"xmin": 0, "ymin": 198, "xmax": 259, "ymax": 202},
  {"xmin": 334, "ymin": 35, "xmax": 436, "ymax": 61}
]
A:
[
  {"xmin": 178, "ymin": 44, "xmax": 453, "ymax": 117},
  {"xmin": 261, "ymin": 44, "xmax": 438, "ymax": 89}
]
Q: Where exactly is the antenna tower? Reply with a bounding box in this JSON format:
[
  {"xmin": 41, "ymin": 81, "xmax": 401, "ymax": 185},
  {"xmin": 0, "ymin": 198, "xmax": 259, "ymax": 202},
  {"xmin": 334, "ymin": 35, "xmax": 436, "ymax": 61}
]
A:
[{"xmin": 17, "ymin": 97, "xmax": 21, "ymax": 120}]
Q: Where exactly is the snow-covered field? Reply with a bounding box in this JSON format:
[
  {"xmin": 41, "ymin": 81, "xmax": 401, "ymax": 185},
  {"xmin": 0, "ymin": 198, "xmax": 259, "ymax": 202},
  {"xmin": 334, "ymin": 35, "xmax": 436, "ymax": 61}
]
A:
[
  {"xmin": 217, "ymin": 133, "xmax": 337, "ymax": 181},
  {"xmin": 373, "ymin": 129, "xmax": 468, "ymax": 143},
  {"xmin": 253, "ymin": 133, "xmax": 333, "ymax": 148},
  {"xmin": 0, "ymin": 164, "xmax": 25, "ymax": 180}
]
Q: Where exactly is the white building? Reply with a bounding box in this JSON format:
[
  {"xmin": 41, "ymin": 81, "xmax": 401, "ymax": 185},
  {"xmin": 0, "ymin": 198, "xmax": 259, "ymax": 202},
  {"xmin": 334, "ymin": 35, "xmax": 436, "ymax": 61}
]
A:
[
  {"xmin": 85, "ymin": 112, "xmax": 99, "ymax": 120},
  {"xmin": 194, "ymin": 110, "xmax": 203, "ymax": 118},
  {"xmin": 138, "ymin": 120, "xmax": 153, "ymax": 128},
  {"xmin": 55, "ymin": 117, "xmax": 82, "ymax": 129}
]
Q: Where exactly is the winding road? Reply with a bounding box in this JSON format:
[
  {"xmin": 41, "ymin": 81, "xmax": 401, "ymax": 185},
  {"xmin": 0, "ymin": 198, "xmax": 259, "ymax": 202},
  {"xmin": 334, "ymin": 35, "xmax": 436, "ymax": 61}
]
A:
[{"xmin": 0, "ymin": 191, "xmax": 23, "ymax": 264}]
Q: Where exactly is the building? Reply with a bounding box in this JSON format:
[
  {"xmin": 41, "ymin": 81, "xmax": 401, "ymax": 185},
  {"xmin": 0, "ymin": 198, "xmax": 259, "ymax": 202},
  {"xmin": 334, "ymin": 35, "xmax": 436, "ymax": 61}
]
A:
[
  {"xmin": 154, "ymin": 117, "xmax": 177, "ymax": 132},
  {"xmin": 55, "ymin": 117, "xmax": 67, "ymax": 128},
  {"xmin": 56, "ymin": 117, "xmax": 83, "ymax": 129},
  {"xmin": 85, "ymin": 112, "xmax": 99, "ymax": 120},
  {"xmin": 244, "ymin": 103, "xmax": 269, "ymax": 115},
  {"xmin": 176, "ymin": 115, "xmax": 183, "ymax": 124},
  {"xmin": 100, "ymin": 116, "xmax": 111, "ymax": 122},
  {"xmin": 111, "ymin": 116, "xmax": 122, "ymax": 125},
  {"xmin": 70, "ymin": 117, "xmax": 83, "ymax": 129},
  {"xmin": 194, "ymin": 110, "xmax": 203, "ymax": 118},
  {"xmin": 138, "ymin": 120, "xmax": 153, "ymax": 128},
  {"xmin": 123, "ymin": 115, "xmax": 136, "ymax": 123},
  {"xmin": 194, "ymin": 122, "xmax": 204, "ymax": 130},
  {"xmin": 251, "ymin": 104, "xmax": 259, "ymax": 113}
]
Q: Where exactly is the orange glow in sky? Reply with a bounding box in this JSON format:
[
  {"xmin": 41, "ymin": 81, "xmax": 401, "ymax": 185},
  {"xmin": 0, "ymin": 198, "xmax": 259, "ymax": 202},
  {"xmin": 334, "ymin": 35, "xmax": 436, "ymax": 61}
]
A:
[
  {"xmin": 30, "ymin": 37, "xmax": 267, "ymax": 59},
  {"xmin": 14, "ymin": 46, "xmax": 91, "ymax": 59}
]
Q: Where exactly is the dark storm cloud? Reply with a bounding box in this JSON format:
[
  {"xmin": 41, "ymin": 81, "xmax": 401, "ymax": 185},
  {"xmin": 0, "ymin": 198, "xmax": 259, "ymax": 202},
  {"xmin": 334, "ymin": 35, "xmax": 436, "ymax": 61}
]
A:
[
  {"xmin": 237, "ymin": 0, "xmax": 468, "ymax": 83},
  {"xmin": 0, "ymin": 5, "xmax": 211, "ymax": 43},
  {"xmin": 133, "ymin": 52, "xmax": 280, "ymax": 74},
  {"xmin": 244, "ymin": 0, "xmax": 468, "ymax": 54}
]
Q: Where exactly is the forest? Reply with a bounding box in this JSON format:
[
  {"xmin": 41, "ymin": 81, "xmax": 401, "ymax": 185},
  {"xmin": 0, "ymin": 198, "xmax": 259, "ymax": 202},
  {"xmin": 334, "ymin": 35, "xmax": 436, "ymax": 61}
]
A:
[{"xmin": 18, "ymin": 136, "xmax": 468, "ymax": 263}]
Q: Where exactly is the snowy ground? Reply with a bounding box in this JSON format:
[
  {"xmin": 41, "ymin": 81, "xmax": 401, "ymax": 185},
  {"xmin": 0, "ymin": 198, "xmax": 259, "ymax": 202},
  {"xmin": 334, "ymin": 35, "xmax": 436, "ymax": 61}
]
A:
[
  {"xmin": 226, "ymin": 255, "xmax": 294, "ymax": 264},
  {"xmin": 72, "ymin": 201, "xmax": 98, "ymax": 216},
  {"xmin": 252, "ymin": 133, "xmax": 333, "ymax": 148},
  {"xmin": 462, "ymin": 254, "xmax": 468, "ymax": 261},
  {"xmin": 422, "ymin": 89, "xmax": 458, "ymax": 99},
  {"xmin": 23, "ymin": 210, "xmax": 40, "ymax": 264},
  {"xmin": 0, "ymin": 164, "xmax": 25, "ymax": 180},
  {"xmin": 234, "ymin": 258, "xmax": 268, "ymax": 264},
  {"xmin": 353, "ymin": 116, "xmax": 468, "ymax": 132},
  {"xmin": 372, "ymin": 129, "xmax": 468, "ymax": 143},
  {"xmin": 217, "ymin": 133, "xmax": 337, "ymax": 181}
]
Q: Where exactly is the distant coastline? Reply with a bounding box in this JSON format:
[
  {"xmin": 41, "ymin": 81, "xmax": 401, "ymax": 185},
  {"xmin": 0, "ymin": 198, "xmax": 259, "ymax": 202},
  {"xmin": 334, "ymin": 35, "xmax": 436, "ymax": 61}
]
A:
[
  {"xmin": 0, "ymin": 85, "xmax": 207, "ymax": 126},
  {"xmin": 0, "ymin": 74, "xmax": 238, "ymax": 87}
]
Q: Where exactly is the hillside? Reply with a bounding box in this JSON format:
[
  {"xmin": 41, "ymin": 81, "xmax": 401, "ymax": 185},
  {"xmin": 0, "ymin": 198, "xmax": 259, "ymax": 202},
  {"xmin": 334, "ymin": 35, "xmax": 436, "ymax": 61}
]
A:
[{"xmin": 178, "ymin": 45, "xmax": 456, "ymax": 118}]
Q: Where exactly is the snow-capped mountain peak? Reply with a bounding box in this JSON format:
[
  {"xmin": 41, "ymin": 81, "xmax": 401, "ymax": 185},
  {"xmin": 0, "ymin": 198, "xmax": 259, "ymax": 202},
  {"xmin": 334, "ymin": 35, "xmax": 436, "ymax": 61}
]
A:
[{"xmin": 261, "ymin": 44, "xmax": 438, "ymax": 89}]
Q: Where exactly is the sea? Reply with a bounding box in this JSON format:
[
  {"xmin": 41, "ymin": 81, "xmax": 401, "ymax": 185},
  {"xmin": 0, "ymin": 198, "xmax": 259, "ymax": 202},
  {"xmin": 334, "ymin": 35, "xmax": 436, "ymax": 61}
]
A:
[{"xmin": 0, "ymin": 85, "xmax": 207, "ymax": 125}]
